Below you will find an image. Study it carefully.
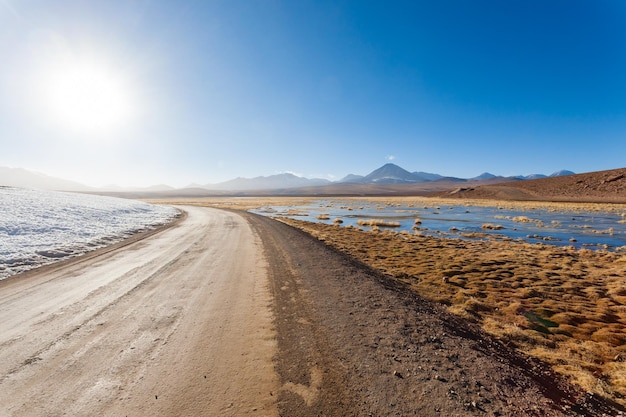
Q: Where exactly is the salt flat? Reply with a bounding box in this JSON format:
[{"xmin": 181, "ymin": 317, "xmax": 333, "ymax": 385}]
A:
[
  {"xmin": 0, "ymin": 207, "xmax": 278, "ymax": 416},
  {"xmin": 0, "ymin": 187, "xmax": 177, "ymax": 279}
]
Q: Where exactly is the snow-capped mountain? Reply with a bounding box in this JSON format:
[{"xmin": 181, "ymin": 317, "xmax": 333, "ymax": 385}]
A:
[
  {"xmin": 550, "ymin": 170, "xmax": 576, "ymax": 177},
  {"xmin": 348, "ymin": 164, "xmax": 462, "ymax": 184},
  {"xmin": 361, "ymin": 163, "xmax": 418, "ymax": 184}
]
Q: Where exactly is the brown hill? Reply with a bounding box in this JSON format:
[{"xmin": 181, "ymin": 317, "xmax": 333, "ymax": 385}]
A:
[{"xmin": 439, "ymin": 167, "xmax": 626, "ymax": 203}]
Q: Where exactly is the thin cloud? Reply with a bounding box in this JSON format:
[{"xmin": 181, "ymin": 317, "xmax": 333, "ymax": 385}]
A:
[{"xmin": 386, "ymin": 155, "xmax": 396, "ymax": 161}]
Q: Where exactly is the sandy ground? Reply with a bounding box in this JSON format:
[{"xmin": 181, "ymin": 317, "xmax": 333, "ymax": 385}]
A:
[{"xmin": 0, "ymin": 207, "xmax": 278, "ymax": 416}]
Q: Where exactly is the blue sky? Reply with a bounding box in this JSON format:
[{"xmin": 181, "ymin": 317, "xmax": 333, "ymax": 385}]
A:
[{"xmin": 1, "ymin": 0, "xmax": 625, "ymax": 187}]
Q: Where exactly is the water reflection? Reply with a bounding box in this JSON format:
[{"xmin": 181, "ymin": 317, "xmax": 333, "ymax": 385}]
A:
[{"xmin": 251, "ymin": 200, "xmax": 626, "ymax": 251}]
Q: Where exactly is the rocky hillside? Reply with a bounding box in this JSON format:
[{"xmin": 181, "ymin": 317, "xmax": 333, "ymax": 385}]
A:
[{"xmin": 440, "ymin": 167, "xmax": 626, "ymax": 203}]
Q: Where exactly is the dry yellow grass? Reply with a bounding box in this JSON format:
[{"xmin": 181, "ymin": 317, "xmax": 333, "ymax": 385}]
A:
[
  {"xmin": 481, "ymin": 223, "xmax": 504, "ymax": 230},
  {"xmin": 356, "ymin": 219, "xmax": 401, "ymax": 228},
  {"xmin": 144, "ymin": 196, "xmax": 316, "ymax": 211},
  {"xmin": 279, "ymin": 216, "xmax": 626, "ymax": 405},
  {"xmin": 511, "ymin": 215, "xmax": 544, "ymax": 226}
]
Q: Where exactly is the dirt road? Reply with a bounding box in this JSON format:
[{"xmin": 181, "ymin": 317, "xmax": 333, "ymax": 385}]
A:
[
  {"xmin": 0, "ymin": 207, "xmax": 623, "ymax": 416},
  {"xmin": 0, "ymin": 207, "xmax": 278, "ymax": 416},
  {"xmin": 242, "ymin": 212, "xmax": 623, "ymax": 417}
]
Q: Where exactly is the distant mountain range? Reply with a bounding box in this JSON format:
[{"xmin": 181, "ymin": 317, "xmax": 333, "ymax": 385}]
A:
[
  {"xmin": 189, "ymin": 164, "xmax": 575, "ymax": 191},
  {"xmin": 202, "ymin": 173, "xmax": 332, "ymax": 191},
  {"xmin": 334, "ymin": 165, "xmax": 575, "ymax": 186},
  {"xmin": 350, "ymin": 163, "xmax": 446, "ymax": 184},
  {"xmin": 0, "ymin": 163, "xmax": 576, "ymax": 193},
  {"xmin": 0, "ymin": 167, "xmax": 174, "ymax": 193},
  {"xmin": 0, "ymin": 167, "xmax": 92, "ymax": 192}
]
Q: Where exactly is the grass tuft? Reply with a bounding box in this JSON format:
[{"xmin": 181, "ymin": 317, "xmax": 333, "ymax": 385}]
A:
[{"xmin": 357, "ymin": 219, "xmax": 401, "ymax": 228}]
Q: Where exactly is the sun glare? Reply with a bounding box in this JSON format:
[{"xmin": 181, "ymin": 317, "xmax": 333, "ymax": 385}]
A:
[{"xmin": 43, "ymin": 61, "xmax": 134, "ymax": 136}]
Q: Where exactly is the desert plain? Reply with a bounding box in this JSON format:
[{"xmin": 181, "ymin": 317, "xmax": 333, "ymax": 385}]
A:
[
  {"xmin": 2, "ymin": 170, "xmax": 626, "ymax": 416},
  {"xmin": 154, "ymin": 192, "xmax": 626, "ymax": 412}
]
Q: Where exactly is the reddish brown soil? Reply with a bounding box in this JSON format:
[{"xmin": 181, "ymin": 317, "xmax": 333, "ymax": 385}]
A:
[{"xmin": 441, "ymin": 168, "xmax": 626, "ymax": 203}]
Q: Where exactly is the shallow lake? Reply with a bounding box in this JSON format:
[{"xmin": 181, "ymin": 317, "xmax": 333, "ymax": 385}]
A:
[{"xmin": 251, "ymin": 199, "xmax": 626, "ymax": 251}]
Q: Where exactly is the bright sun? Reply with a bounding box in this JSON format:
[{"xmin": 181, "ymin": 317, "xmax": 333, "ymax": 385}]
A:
[{"xmin": 43, "ymin": 61, "xmax": 134, "ymax": 135}]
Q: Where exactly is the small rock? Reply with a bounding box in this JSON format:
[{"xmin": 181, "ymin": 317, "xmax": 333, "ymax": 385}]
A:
[{"xmin": 393, "ymin": 370, "xmax": 403, "ymax": 378}]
